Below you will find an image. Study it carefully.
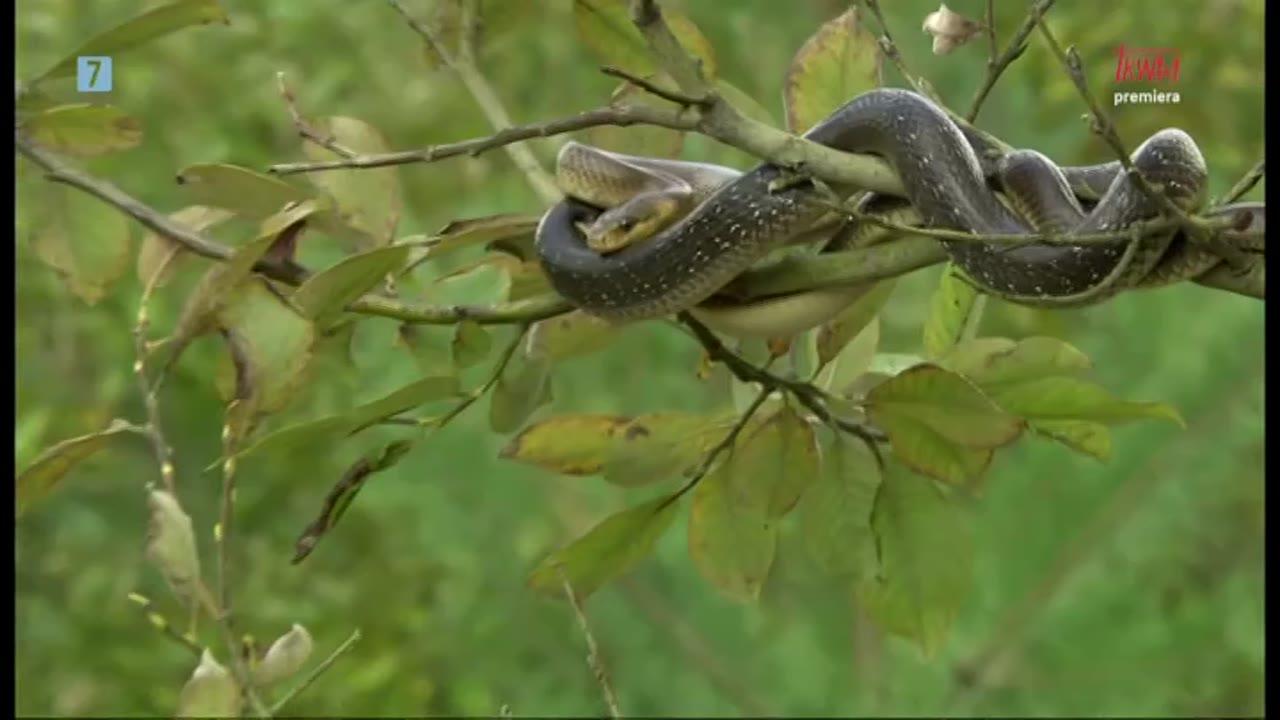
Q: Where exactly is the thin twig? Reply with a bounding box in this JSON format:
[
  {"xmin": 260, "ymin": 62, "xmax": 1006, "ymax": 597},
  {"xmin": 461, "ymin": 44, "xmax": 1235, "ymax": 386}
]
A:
[
  {"xmin": 966, "ymin": 0, "xmax": 1055, "ymax": 122},
  {"xmin": 628, "ymin": 0, "xmax": 712, "ymax": 100},
  {"xmin": 385, "ymin": 0, "xmax": 560, "ymax": 202},
  {"xmin": 860, "ymin": 0, "xmax": 938, "ymax": 101},
  {"xmin": 275, "ymin": 71, "xmax": 358, "ymax": 158},
  {"xmin": 126, "ymin": 592, "xmax": 203, "ymax": 657},
  {"xmin": 1219, "ymin": 159, "xmax": 1265, "ymax": 206},
  {"xmin": 269, "ymin": 629, "xmax": 363, "ymax": 715},
  {"xmin": 600, "ymin": 65, "xmax": 712, "ymax": 107},
  {"xmin": 559, "ymin": 570, "xmax": 622, "ymax": 719},
  {"xmin": 133, "ymin": 249, "xmax": 179, "ymax": 494}
]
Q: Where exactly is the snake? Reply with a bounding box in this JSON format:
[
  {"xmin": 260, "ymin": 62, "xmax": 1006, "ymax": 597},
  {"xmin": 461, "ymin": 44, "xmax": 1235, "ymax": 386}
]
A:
[{"xmin": 535, "ymin": 88, "xmax": 1245, "ymax": 327}]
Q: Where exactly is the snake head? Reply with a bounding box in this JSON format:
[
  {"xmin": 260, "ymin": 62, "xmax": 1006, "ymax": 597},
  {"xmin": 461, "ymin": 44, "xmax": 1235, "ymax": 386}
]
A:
[{"xmin": 578, "ymin": 190, "xmax": 690, "ymax": 254}]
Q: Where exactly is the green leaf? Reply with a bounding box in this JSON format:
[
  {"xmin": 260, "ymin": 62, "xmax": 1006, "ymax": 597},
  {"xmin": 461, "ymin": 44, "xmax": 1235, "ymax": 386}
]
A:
[
  {"xmin": 176, "ymin": 163, "xmax": 312, "ymax": 220},
  {"xmin": 452, "ymin": 320, "xmax": 493, "ymax": 369},
  {"xmin": 784, "ymin": 7, "xmax": 882, "ymax": 133},
  {"xmin": 16, "ymin": 419, "xmax": 134, "ymax": 517},
  {"xmin": 799, "ymin": 433, "xmax": 882, "ymax": 579},
  {"xmin": 426, "ymin": 214, "xmax": 540, "ymax": 260},
  {"xmin": 23, "ymin": 104, "xmax": 142, "ymax": 156},
  {"xmin": 572, "ymin": 0, "xmax": 718, "ymax": 81},
  {"xmin": 857, "ymin": 465, "xmax": 973, "ymax": 657},
  {"xmin": 986, "ymin": 376, "xmax": 1185, "ymax": 428},
  {"xmin": 346, "ymin": 375, "xmax": 460, "ymax": 431},
  {"xmin": 587, "ymin": 81, "xmax": 686, "ymax": 158},
  {"xmin": 939, "ymin": 336, "xmax": 1092, "ymax": 386},
  {"xmin": 216, "ymin": 280, "xmax": 316, "ymax": 417},
  {"xmin": 527, "ymin": 494, "xmax": 680, "ymax": 598},
  {"xmin": 31, "ymin": 185, "xmax": 132, "ymax": 305},
  {"xmin": 1031, "ymin": 419, "xmax": 1112, "ymax": 461},
  {"xmin": 922, "ymin": 265, "xmax": 982, "ymax": 358},
  {"xmin": 293, "ymin": 244, "xmax": 410, "ymax": 326},
  {"xmin": 31, "ymin": 0, "xmax": 229, "ymax": 85},
  {"xmin": 727, "ymin": 405, "xmax": 820, "ymax": 518},
  {"xmin": 688, "ymin": 458, "xmax": 777, "ymax": 602},
  {"xmin": 137, "ymin": 205, "xmax": 233, "ymax": 288},
  {"xmin": 301, "ymin": 117, "xmax": 402, "ymax": 247},
  {"xmin": 866, "ymin": 364, "xmax": 1023, "ymax": 484},
  {"xmin": 527, "ymin": 310, "xmax": 621, "ymax": 362},
  {"xmin": 817, "ymin": 279, "xmax": 895, "ymax": 366},
  {"xmin": 489, "ymin": 351, "xmax": 552, "ymax": 434}
]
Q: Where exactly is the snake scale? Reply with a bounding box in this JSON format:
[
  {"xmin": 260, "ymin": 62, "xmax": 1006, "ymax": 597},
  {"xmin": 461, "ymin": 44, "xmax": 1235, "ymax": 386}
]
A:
[{"xmin": 535, "ymin": 88, "xmax": 1239, "ymax": 324}]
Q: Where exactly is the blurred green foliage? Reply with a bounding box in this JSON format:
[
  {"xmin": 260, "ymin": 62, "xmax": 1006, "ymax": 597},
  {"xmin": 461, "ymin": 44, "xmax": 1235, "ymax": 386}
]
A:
[{"xmin": 16, "ymin": 0, "xmax": 1263, "ymax": 716}]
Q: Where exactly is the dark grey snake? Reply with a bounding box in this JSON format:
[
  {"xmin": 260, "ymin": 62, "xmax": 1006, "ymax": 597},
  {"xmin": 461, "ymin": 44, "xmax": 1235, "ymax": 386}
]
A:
[{"xmin": 535, "ymin": 88, "xmax": 1253, "ymax": 327}]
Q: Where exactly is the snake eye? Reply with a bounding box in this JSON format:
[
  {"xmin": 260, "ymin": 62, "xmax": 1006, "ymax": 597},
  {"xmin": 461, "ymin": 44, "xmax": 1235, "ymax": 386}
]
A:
[{"xmin": 619, "ymin": 219, "xmax": 635, "ymax": 232}]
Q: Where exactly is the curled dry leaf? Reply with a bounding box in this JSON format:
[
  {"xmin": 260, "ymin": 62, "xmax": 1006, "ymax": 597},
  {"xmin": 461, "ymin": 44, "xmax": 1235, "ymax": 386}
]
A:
[
  {"xmin": 921, "ymin": 4, "xmax": 984, "ymax": 55},
  {"xmin": 253, "ymin": 623, "xmax": 314, "ymax": 686},
  {"xmin": 145, "ymin": 489, "xmax": 201, "ymax": 601}
]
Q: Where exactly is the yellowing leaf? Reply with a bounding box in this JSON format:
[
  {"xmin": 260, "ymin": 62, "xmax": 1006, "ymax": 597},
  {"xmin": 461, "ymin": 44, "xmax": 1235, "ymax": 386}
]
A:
[
  {"xmin": 16, "ymin": 419, "xmax": 134, "ymax": 517},
  {"xmin": 602, "ymin": 413, "xmax": 736, "ymax": 488},
  {"xmin": 527, "ymin": 310, "xmax": 621, "ymax": 362},
  {"xmin": 922, "ymin": 265, "xmax": 982, "ymax": 358},
  {"xmin": 573, "ymin": 0, "xmax": 717, "ymax": 81},
  {"xmin": 501, "ymin": 414, "xmax": 632, "ymax": 475},
  {"xmin": 23, "ymin": 104, "xmax": 141, "ymax": 156},
  {"xmin": 427, "ymin": 214, "xmax": 540, "ymax": 259},
  {"xmin": 32, "ymin": 185, "xmax": 132, "ymax": 305},
  {"xmin": 302, "ymin": 117, "xmax": 402, "ymax": 247},
  {"xmin": 1032, "ymin": 419, "xmax": 1112, "ymax": 461},
  {"xmin": 784, "ymin": 7, "xmax": 882, "ymax": 133},
  {"xmin": 528, "ymin": 494, "xmax": 680, "ymax": 598},
  {"xmin": 857, "ymin": 465, "xmax": 973, "ymax": 657},
  {"xmin": 799, "ymin": 433, "xmax": 882, "ymax": 579},
  {"xmin": 32, "ymin": 0, "xmax": 229, "ymax": 84},
  {"xmin": 866, "ymin": 364, "xmax": 1022, "ymax": 484},
  {"xmin": 293, "ymin": 244, "xmax": 409, "ymax": 326},
  {"xmin": 940, "ymin": 336, "xmax": 1092, "ymax": 386},
  {"xmin": 688, "ymin": 462, "xmax": 777, "ymax": 602}
]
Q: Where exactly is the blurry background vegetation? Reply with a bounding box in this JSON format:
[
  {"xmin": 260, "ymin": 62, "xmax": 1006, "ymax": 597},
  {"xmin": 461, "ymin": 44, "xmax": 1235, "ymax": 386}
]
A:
[{"xmin": 16, "ymin": 0, "xmax": 1263, "ymax": 716}]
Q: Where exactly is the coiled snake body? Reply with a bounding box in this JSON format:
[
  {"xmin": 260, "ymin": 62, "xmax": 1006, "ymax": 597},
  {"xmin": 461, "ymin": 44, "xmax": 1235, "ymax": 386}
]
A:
[{"xmin": 535, "ymin": 88, "xmax": 1219, "ymax": 322}]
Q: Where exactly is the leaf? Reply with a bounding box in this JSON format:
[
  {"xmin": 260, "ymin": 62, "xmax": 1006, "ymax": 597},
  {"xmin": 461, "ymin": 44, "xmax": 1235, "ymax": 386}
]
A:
[
  {"xmin": 216, "ymin": 279, "xmax": 316, "ymax": 417},
  {"xmin": 816, "ymin": 317, "xmax": 881, "ymax": 396},
  {"xmin": 23, "ymin": 104, "xmax": 142, "ymax": 156},
  {"xmin": 301, "ymin": 117, "xmax": 402, "ymax": 246},
  {"xmin": 528, "ymin": 495, "xmax": 680, "ymax": 598},
  {"xmin": 857, "ymin": 464, "xmax": 973, "ymax": 657},
  {"xmin": 16, "ymin": 419, "xmax": 134, "ymax": 517},
  {"xmin": 1032, "ymin": 419, "xmax": 1112, "ymax": 461},
  {"xmin": 32, "ymin": 185, "xmax": 132, "ymax": 305},
  {"xmin": 452, "ymin": 320, "xmax": 493, "ymax": 369},
  {"xmin": 489, "ymin": 351, "xmax": 552, "ymax": 434},
  {"xmin": 137, "ymin": 205, "xmax": 233, "ymax": 287},
  {"xmin": 784, "ymin": 7, "xmax": 882, "ymax": 133},
  {"xmin": 572, "ymin": 0, "xmax": 717, "ymax": 81},
  {"xmin": 294, "ymin": 439, "xmax": 416, "ymax": 563},
  {"xmin": 866, "ymin": 364, "xmax": 1022, "ymax": 484},
  {"xmin": 922, "ymin": 265, "xmax": 982, "ymax": 358},
  {"xmin": 799, "ymin": 433, "xmax": 882, "ymax": 579},
  {"xmin": 602, "ymin": 413, "xmax": 734, "ymax": 488},
  {"xmin": 253, "ymin": 624, "xmax": 314, "ymax": 687},
  {"xmin": 176, "ymin": 163, "xmax": 312, "ymax": 220},
  {"xmin": 426, "ymin": 214, "xmax": 540, "ymax": 259},
  {"xmin": 176, "ymin": 650, "xmax": 241, "ymax": 719},
  {"xmin": 501, "ymin": 414, "xmax": 631, "ymax": 475},
  {"xmin": 688, "ymin": 459, "xmax": 777, "ymax": 602},
  {"xmin": 31, "ymin": 0, "xmax": 229, "ymax": 85},
  {"xmin": 715, "ymin": 79, "xmax": 776, "ymax": 125},
  {"xmin": 939, "ymin": 336, "xmax": 1093, "ymax": 387},
  {"xmin": 145, "ymin": 489, "xmax": 201, "ymax": 601},
  {"xmin": 727, "ymin": 405, "xmax": 820, "ymax": 518},
  {"xmin": 293, "ymin": 244, "xmax": 410, "ymax": 326},
  {"xmin": 527, "ymin": 310, "xmax": 621, "ymax": 362},
  {"xmin": 817, "ymin": 279, "xmax": 896, "ymax": 366},
  {"xmin": 985, "ymin": 376, "xmax": 1185, "ymax": 428}
]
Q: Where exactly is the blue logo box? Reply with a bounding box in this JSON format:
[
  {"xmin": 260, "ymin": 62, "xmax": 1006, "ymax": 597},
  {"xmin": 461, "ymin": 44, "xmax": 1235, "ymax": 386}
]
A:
[{"xmin": 76, "ymin": 56, "xmax": 113, "ymax": 92}]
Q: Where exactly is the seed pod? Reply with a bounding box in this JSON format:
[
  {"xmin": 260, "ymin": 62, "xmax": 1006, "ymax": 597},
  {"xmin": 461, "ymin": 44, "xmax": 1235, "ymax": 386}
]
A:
[
  {"xmin": 176, "ymin": 650, "xmax": 241, "ymax": 719},
  {"xmin": 144, "ymin": 489, "xmax": 201, "ymax": 601},
  {"xmin": 922, "ymin": 4, "xmax": 983, "ymax": 55},
  {"xmin": 252, "ymin": 623, "xmax": 314, "ymax": 686}
]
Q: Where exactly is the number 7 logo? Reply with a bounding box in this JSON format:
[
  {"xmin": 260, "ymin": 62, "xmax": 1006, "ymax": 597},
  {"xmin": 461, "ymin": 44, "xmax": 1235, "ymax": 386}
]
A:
[{"xmin": 76, "ymin": 56, "xmax": 113, "ymax": 93}]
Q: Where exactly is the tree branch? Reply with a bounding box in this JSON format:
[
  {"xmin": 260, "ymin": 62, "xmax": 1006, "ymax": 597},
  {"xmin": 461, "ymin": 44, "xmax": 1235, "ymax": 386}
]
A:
[{"xmin": 967, "ymin": 0, "xmax": 1055, "ymax": 122}]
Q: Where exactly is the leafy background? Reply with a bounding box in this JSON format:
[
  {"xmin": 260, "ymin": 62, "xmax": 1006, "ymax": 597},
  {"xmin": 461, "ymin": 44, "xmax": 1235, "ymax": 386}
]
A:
[{"xmin": 16, "ymin": 0, "xmax": 1263, "ymax": 716}]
